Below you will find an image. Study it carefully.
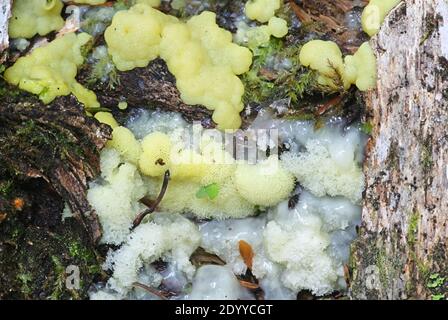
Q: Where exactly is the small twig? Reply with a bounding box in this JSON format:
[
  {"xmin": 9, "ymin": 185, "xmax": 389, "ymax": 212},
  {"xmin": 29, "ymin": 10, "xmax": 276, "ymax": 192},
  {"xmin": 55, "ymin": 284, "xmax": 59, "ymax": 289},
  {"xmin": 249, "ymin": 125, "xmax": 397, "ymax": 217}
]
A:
[
  {"xmin": 132, "ymin": 170, "xmax": 170, "ymax": 229},
  {"xmin": 315, "ymin": 95, "xmax": 343, "ymax": 116},
  {"xmin": 288, "ymin": 0, "xmax": 313, "ymax": 24},
  {"xmin": 132, "ymin": 282, "xmax": 169, "ymax": 300},
  {"xmin": 139, "ymin": 196, "xmax": 155, "ymax": 209}
]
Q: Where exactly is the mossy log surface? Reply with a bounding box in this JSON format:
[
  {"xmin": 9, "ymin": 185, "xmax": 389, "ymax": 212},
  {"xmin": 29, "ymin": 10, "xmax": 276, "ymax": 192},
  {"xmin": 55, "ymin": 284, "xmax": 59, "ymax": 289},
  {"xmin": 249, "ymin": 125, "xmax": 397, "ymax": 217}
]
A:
[
  {"xmin": 78, "ymin": 58, "xmax": 215, "ymax": 128},
  {"xmin": 0, "ymin": 90, "xmax": 111, "ymax": 241},
  {"xmin": 0, "ymin": 90, "xmax": 111, "ymax": 299},
  {"xmin": 350, "ymin": 0, "xmax": 448, "ymax": 299}
]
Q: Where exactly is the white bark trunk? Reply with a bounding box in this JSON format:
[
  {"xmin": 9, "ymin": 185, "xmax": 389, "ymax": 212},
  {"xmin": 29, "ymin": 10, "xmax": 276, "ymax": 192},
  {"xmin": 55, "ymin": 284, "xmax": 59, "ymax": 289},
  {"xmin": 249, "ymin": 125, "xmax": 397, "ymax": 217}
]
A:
[
  {"xmin": 0, "ymin": 0, "xmax": 11, "ymax": 55},
  {"xmin": 351, "ymin": 0, "xmax": 448, "ymax": 299}
]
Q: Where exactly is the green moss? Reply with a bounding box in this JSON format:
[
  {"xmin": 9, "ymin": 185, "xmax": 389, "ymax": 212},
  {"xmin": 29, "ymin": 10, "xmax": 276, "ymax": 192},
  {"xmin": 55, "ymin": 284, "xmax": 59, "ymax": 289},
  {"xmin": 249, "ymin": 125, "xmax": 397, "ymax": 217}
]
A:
[
  {"xmin": 425, "ymin": 272, "xmax": 447, "ymax": 300},
  {"xmin": 0, "ymin": 81, "xmax": 23, "ymax": 99},
  {"xmin": 68, "ymin": 240, "xmax": 95, "ymax": 264},
  {"xmin": 427, "ymin": 274, "xmax": 445, "ymax": 288},
  {"xmin": 13, "ymin": 119, "xmax": 85, "ymax": 167},
  {"xmin": 407, "ymin": 211, "xmax": 420, "ymax": 247},
  {"xmin": 361, "ymin": 122, "xmax": 373, "ymax": 135},
  {"xmin": 86, "ymin": 52, "xmax": 119, "ymax": 90},
  {"xmin": 241, "ymin": 37, "xmax": 318, "ymax": 105},
  {"xmin": 0, "ymin": 207, "xmax": 102, "ymax": 299},
  {"xmin": 49, "ymin": 255, "xmax": 65, "ymax": 300},
  {"xmin": 17, "ymin": 264, "xmax": 33, "ymax": 298},
  {"xmin": 420, "ymin": 143, "xmax": 433, "ymax": 173},
  {"xmin": 0, "ymin": 180, "xmax": 13, "ymax": 197}
]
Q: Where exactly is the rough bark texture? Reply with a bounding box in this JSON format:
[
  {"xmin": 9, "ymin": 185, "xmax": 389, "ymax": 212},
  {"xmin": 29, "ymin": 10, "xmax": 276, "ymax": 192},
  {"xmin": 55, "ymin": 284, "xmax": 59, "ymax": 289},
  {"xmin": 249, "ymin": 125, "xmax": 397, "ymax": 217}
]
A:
[
  {"xmin": 0, "ymin": 0, "xmax": 11, "ymax": 56},
  {"xmin": 0, "ymin": 89, "xmax": 112, "ymax": 299},
  {"xmin": 79, "ymin": 58, "xmax": 215, "ymax": 128},
  {"xmin": 0, "ymin": 90, "xmax": 112, "ymax": 242},
  {"xmin": 350, "ymin": 0, "xmax": 448, "ymax": 299}
]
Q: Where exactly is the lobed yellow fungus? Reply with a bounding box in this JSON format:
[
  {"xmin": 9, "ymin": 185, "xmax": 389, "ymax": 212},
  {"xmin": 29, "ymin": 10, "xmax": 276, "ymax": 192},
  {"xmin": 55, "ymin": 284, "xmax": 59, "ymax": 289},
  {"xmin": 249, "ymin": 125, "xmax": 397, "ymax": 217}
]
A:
[
  {"xmin": 104, "ymin": 4, "xmax": 173, "ymax": 71},
  {"xmin": 107, "ymin": 126, "xmax": 141, "ymax": 165},
  {"xmin": 299, "ymin": 40, "xmax": 377, "ymax": 91},
  {"xmin": 299, "ymin": 40, "xmax": 345, "ymax": 88},
  {"xmin": 72, "ymin": 0, "xmax": 107, "ymax": 4},
  {"xmin": 4, "ymin": 32, "xmax": 100, "ymax": 108},
  {"xmin": 94, "ymin": 123, "xmax": 294, "ymax": 218},
  {"xmin": 118, "ymin": 101, "xmax": 128, "ymax": 110},
  {"xmin": 136, "ymin": 0, "xmax": 162, "ymax": 6},
  {"xmin": 361, "ymin": 0, "xmax": 401, "ymax": 37},
  {"xmin": 245, "ymin": 0, "xmax": 281, "ymax": 23},
  {"xmin": 134, "ymin": 129, "xmax": 295, "ymax": 218},
  {"xmin": 94, "ymin": 112, "xmax": 119, "ymax": 129},
  {"xmin": 139, "ymin": 132, "xmax": 172, "ymax": 177},
  {"xmin": 104, "ymin": 4, "xmax": 252, "ymax": 130},
  {"xmin": 9, "ymin": 0, "xmax": 64, "ymax": 39},
  {"xmin": 235, "ymin": 17, "xmax": 289, "ymax": 48},
  {"xmin": 235, "ymin": 156, "xmax": 295, "ymax": 207},
  {"xmin": 268, "ymin": 17, "xmax": 289, "ymax": 38},
  {"xmin": 343, "ymin": 42, "xmax": 377, "ymax": 91}
]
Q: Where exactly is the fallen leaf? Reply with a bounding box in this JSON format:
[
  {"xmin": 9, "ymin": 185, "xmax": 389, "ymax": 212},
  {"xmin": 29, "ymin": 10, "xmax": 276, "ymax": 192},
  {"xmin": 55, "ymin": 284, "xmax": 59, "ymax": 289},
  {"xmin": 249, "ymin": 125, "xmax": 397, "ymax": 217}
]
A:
[
  {"xmin": 238, "ymin": 280, "xmax": 260, "ymax": 290},
  {"xmin": 239, "ymin": 240, "xmax": 254, "ymax": 270}
]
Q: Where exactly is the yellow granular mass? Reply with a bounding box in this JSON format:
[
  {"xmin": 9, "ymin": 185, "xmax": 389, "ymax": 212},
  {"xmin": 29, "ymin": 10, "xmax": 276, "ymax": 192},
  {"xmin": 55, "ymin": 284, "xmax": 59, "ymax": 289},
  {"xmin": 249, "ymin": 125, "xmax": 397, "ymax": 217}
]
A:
[
  {"xmin": 234, "ymin": 156, "xmax": 295, "ymax": 207},
  {"xmin": 343, "ymin": 42, "xmax": 377, "ymax": 91},
  {"xmin": 299, "ymin": 40, "xmax": 345, "ymax": 89},
  {"xmin": 104, "ymin": 4, "xmax": 253, "ymax": 130},
  {"xmin": 136, "ymin": 0, "xmax": 161, "ymax": 6},
  {"xmin": 104, "ymin": 4, "xmax": 175, "ymax": 71},
  {"xmin": 107, "ymin": 126, "xmax": 142, "ymax": 165},
  {"xmin": 235, "ymin": 17, "xmax": 289, "ymax": 48},
  {"xmin": 139, "ymin": 132, "xmax": 172, "ymax": 177},
  {"xmin": 4, "ymin": 33, "xmax": 100, "ymax": 108},
  {"xmin": 72, "ymin": 0, "xmax": 107, "ymax": 4},
  {"xmin": 9, "ymin": 0, "xmax": 64, "ymax": 39},
  {"xmin": 362, "ymin": 0, "xmax": 401, "ymax": 37},
  {"xmin": 94, "ymin": 112, "xmax": 119, "ymax": 129},
  {"xmin": 268, "ymin": 17, "xmax": 288, "ymax": 38},
  {"xmin": 137, "ymin": 130, "xmax": 295, "ymax": 218},
  {"xmin": 299, "ymin": 40, "xmax": 377, "ymax": 91},
  {"xmin": 245, "ymin": 0, "xmax": 281, "ymax": 23}
]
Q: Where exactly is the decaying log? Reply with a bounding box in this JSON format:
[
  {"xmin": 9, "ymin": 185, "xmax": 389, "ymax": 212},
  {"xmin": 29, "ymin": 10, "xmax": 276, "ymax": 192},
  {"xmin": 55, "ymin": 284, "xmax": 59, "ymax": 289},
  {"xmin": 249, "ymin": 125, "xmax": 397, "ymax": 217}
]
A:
[
  {"xmin": 0, "ymin": 92, "xmax": 112, "ymax": 242},
  {"xmin": 350, "ymin": 0, "xmax": 448, "ymax": 299},
  {"xmin": 289, "ymin": 0, "xmax": 369, "ymax": 53},
  {"xmin": 79, "ymin": 59, "xmax": 215, "ymax": 127}
]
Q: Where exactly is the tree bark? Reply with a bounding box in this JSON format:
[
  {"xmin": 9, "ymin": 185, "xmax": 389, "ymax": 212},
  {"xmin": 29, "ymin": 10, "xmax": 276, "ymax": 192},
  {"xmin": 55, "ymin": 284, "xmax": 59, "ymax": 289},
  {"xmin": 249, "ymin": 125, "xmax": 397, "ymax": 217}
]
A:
[
  {"xmin": 350, "ymin": 0, "xmax": 448, "ymax": 299},
  {"xmin": 0, "ymin": 91, "xmax": 112, "ymax": 242},
  {"xmin": 0, "ymin": 0, "xmax": 11, "ymax": 56},
  {"xmin": 78, "ymin": 59, "xmax": 215, "ymax": 128}
]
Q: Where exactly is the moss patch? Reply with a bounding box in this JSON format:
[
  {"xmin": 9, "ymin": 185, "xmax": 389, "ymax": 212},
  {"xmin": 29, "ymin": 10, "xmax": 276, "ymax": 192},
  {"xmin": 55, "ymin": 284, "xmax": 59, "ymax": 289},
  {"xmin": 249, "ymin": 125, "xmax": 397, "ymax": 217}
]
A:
[{"xmin": 0, "ymin": 179, "xmax": 103, "ymax": 300}]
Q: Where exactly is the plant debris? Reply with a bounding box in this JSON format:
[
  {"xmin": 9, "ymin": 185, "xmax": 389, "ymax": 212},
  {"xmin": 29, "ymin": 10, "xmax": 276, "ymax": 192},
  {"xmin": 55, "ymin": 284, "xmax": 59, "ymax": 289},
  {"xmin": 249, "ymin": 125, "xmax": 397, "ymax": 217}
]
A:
[{"xmin": 132, "ymin": 170, "xmax": 170, "ymax": 229}]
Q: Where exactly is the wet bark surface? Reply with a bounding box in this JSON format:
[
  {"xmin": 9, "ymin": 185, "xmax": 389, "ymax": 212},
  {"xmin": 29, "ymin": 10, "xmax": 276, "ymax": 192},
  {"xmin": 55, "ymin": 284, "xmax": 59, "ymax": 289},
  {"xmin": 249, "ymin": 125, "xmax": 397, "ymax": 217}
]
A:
[
  {"xmin": 0, "ymin": 87, "xmax": 111, "ymax": 299},
  {"xmin": 0, "ymin": 90, "xmax": 111, "ymax": 242},
  {"xmin": 78, "ymin": 58, "xmax": 215, "ymax": 128},
  {"xmin": 350, "ymin": 0, "xmax": 448, "ymax": 299}
]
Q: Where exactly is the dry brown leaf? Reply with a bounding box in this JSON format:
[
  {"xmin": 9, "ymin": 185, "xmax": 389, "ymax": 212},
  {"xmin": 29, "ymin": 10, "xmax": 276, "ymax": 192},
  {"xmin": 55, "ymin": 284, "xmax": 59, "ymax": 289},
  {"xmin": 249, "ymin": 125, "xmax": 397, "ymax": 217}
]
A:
[
  {"xmin": 238, "ymin": 280, "xmax": 260, "ymax": 290},
  {"xmin": 288, "ymin": 0, "xmax": 313, "ymax": 23},
  {"xmin": 238, "ymin": 240, "xmax": 254, "ymax": 270},
  {"xmin": 0, "ymin": 213, "xmax": 7, "ymax": 223}
]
